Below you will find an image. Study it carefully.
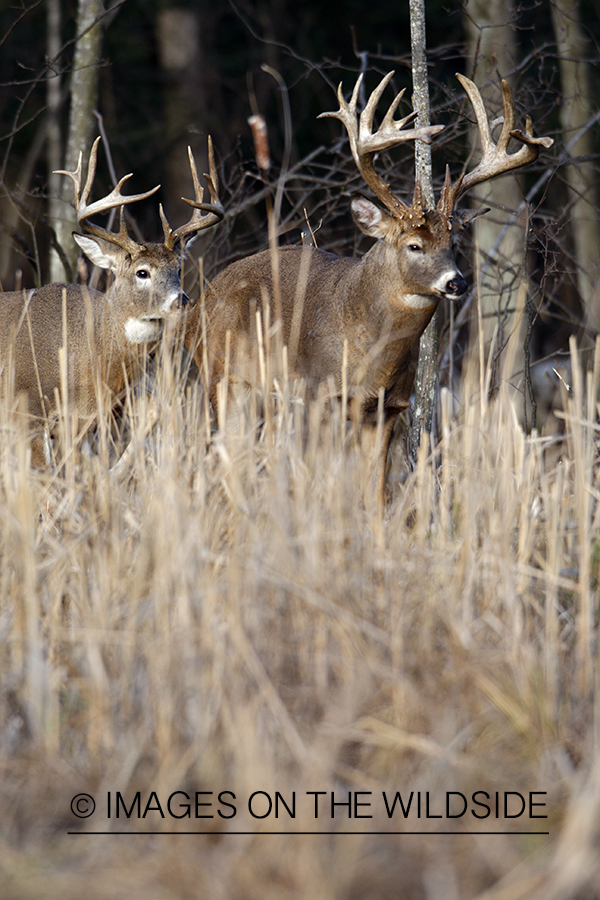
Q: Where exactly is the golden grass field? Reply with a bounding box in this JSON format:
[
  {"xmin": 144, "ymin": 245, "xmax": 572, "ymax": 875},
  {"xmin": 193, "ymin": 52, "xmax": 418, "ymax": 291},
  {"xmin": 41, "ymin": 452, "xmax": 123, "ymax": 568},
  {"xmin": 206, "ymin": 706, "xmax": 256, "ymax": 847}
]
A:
[{"xmin": 0, "ymin": 307, "xmax": 599, "ymax": 899}]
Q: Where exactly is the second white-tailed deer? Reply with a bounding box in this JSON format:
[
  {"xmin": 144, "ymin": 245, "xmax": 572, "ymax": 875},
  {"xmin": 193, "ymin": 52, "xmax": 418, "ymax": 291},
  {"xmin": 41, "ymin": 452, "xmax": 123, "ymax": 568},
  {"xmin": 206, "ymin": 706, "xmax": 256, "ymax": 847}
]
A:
[
  {"xmin": 185, "ymin": 72, "xmax": 553, "ymax": 513},
  {"xmin": 0, "ymin": 136, "xmax": 223, "ymax": 468}
]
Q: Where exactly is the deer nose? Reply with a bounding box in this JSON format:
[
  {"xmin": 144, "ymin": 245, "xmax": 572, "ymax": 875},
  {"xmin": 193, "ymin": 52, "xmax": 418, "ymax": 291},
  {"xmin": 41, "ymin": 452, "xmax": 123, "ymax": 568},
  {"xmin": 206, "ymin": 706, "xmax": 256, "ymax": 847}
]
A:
[
  {"xmin": 180, "ymin": 291, "xmax": 190, "ymax": 308},
  {"xmin": 446, "ymin": 276, "xmax": 468, "ymax": 297}
]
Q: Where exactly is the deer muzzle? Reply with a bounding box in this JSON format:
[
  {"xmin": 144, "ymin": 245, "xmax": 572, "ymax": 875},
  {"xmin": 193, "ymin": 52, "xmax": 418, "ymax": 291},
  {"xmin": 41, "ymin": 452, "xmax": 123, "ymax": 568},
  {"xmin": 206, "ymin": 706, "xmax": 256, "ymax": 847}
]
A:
[{"xmin": 444, "ymin": 275, "xmax": 468, "ymax": 300}]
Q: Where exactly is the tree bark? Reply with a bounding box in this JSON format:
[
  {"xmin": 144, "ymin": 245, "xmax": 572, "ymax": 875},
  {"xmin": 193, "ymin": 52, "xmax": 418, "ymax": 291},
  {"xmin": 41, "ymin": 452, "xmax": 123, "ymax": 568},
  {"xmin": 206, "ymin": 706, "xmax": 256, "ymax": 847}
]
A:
[
  {"xmin": 550, "ymin": 0, "xmax": 600, "ymax": 335},
  {"xmin": 464, "ymin": 0, "xmax": 527, "ymax": 416},
  {"xmin": 47, "ymin": 0, "xmax": 63, "ymax": 282},
  {"xmin": 52, "ymin": 0, "xmax": 104, "ymax": 283},
  {"xmin": 155, "ymin": 7, "xmax": 205, "ymax": 230},
  {"xmin": 408, "ymin": 0, "xmax": 438, "ymax": 460}
]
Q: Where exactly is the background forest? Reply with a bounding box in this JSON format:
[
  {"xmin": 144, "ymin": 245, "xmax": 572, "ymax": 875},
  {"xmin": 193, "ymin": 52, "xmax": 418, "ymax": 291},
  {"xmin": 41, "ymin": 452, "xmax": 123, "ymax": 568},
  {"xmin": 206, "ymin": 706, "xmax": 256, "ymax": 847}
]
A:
[
  {"xmin": 1, "ymin": 2, "xmax": 600, "ymax": 899},
  {"xmin": 1, "ymin": 0, "xmax": 599, "ymax": 420}
]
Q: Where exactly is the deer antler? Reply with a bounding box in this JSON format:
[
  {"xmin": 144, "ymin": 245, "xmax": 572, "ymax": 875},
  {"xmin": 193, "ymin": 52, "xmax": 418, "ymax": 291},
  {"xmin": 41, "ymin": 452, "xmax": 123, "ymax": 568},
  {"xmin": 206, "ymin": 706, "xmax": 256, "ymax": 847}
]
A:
[
  {"xmin": 318, "ymin": 71, "xmax": 444, "ymax": 220},
  {"xmin": 160, "ymin": 137, "xmax": 224, "ymax": 250},
  {"xmin": 437, "ymin": 74, "xmax": 554, "ymax": 217},
  {"xmin": 55, "ymin": 136, "xmax": 161, "ymax": 254}
]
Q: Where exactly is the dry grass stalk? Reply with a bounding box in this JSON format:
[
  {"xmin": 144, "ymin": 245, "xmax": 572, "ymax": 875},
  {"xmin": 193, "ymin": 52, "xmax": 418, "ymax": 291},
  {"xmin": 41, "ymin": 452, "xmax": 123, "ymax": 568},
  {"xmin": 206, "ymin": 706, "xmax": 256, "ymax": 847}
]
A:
[{"xmin": 0, "ymin": 318, "xmax": 598, "ymax": 900}]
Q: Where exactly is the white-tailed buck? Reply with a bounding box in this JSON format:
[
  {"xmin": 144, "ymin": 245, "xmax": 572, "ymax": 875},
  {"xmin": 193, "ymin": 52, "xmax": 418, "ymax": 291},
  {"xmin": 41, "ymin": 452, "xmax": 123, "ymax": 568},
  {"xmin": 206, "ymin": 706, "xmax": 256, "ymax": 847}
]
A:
[
  {"xmin": 0, "ymin": 136, "xmax": 223, "ymax": 467},
  {"xmin": 185, "ymin": 72, "xmax": 553, "ymax": 512}
]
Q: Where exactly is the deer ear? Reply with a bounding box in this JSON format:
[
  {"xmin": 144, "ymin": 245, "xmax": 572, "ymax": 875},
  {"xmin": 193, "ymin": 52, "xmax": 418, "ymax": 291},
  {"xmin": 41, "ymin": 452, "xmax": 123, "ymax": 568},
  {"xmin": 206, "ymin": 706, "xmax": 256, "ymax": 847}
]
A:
[
  {"xmin": 73, "ymin": 233, "xmax": 124, "ymax": 271},
  {"xmin": 451, "ymin": 207, "xmax": 490, "ymax": 232},
  {"xmin": 351, "ymin": 195, "xmax": 393, "ymax": 239},
  {"xmin": 178, "ymin": 232, "xmax": 198, "ymax": 255}
]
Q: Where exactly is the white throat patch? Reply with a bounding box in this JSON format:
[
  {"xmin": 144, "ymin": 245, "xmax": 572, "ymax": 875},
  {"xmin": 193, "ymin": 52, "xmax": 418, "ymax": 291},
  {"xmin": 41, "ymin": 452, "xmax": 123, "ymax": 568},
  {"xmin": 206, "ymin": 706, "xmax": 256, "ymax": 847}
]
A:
[
  {"xmin": 125, "ymin": 317, "xmax": 162, "ymax": 344},
  {"xmin": 402, "ymin": 293, "xmax": 438, "ymax": 310}
]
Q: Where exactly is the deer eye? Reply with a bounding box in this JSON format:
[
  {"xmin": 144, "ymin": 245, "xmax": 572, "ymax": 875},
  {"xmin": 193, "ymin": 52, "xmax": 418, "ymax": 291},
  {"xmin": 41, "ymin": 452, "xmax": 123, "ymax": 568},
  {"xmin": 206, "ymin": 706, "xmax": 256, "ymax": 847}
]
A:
[
  {"xmin": 408, "ymin": 243, "xmax": 423, "ymax": 253},
  {"xmin": 136, "ymin": 268, "xmax": 151, "ymax": 280}
]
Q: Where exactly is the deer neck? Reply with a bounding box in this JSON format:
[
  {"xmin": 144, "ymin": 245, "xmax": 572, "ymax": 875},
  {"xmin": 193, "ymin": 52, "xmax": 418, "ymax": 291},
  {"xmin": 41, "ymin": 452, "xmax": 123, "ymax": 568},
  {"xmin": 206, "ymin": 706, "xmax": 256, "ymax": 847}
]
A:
[
  {"xmin": 89, "ymin": 290, "xmax": 156, "ymax": 390},
  {"xmin": 97, "ymin": 285, "xmax": 163, "ymax": 346},
  {"xmin": 341, "ymin": 241, "xmax": 439, "ymax": 404}
]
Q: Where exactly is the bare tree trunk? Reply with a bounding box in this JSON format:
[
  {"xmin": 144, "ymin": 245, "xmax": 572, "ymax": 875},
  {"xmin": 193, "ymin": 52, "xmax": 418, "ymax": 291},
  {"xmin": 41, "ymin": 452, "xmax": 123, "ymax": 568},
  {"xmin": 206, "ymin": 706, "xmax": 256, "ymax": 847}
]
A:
[
  {"xmin": 464, "ymin": 0, "xmax": 527, "ymax": 414},
  {"xmin": 155, "ymin": 7, "xmax": 205, "ymax": 229},
  {"xmin": 47, "ymin": 0, "xmax": 63, "ymax": 282},
  {"xmin": 408, "ymin": 0, "xmax": 437, "ymax": 459},
  {"xmin": 52, "ymin": 0, "xmax": 104, "ymax": 282},
  {"xmin": 550, "ymin": 0, "xmax": 600, "ymax": 335}
]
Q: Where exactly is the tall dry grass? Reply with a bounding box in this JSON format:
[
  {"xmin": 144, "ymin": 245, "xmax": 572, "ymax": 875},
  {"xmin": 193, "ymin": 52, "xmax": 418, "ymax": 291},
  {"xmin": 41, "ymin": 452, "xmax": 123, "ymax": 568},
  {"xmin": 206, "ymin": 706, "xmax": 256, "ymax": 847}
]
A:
[{"xmin": 0, "ymin": 314, "xmax": 599, "ymax": 900}]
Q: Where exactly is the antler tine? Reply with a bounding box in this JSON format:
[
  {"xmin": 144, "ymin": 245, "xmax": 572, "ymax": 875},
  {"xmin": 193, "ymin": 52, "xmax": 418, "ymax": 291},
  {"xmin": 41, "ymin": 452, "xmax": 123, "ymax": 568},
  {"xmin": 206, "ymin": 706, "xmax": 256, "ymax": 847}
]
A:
[
  {"xmin": 75, "ymin": 140, "xmax": 161, "ymax": 232},
  {"xmin": 80, "ymin": 135, "xmax": 101, "ymax": 212},
  {"xmin": 437, "ymin": 164, "xmax": 461, "ymax": 219},
  {"xmin": 319, "ymin": 71, "xmax": 444, "ymax": 218},
  {"xmin": 55, "ymin": 136, "xmax": 161, "ymax": 253},
  {"xmin": 379, "ymin": 91, "xmax": 419, "ymax": 139},
  {"xmin": 55, "ymin": 151, "xmax": 84, "ymax": 210},
  {"xmin": 439, "ymin": 74, "xmax": 554, "ymax": 215},
  {"xmin": 163, "ymin": 137, "xmax": 224, "ymax": 250},
  {"xmin": 359, "ymin": 73, "xmax": 428, "ymax": 153},
  {"xmin": 317, "ymin": 76, "xmax": 363, "ymax": 167},
  {"xmin": 160, "ymin": 203, "xmax": 173, "ymax": 247},
  {"xmin": 204, "ymin": 133, "xmax": 220, "ymax": 206},
  {"xmin": 79, "ymin": 171, "xmax": 160, "ymax": 224}
]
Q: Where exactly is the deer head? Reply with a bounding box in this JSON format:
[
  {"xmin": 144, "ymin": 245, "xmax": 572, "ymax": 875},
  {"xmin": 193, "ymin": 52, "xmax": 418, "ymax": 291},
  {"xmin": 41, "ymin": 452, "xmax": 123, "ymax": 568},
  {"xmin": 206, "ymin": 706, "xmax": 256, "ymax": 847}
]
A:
[
  {"xmin": 318, "ymin": 71, "xmax": 553, "ymax": 301},
  {"xmin": 57, "ymin": 136, "xmax": 224, "ymax": 332}
]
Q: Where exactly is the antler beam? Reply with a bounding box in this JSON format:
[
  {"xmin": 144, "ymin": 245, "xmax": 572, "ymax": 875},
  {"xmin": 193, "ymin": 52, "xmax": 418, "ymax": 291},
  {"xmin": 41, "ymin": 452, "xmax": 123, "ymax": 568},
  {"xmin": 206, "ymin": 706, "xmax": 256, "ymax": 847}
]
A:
[
  {"xmin": 160, "ymin": 136, "xmax": 224, "ymax": 250},
  {"xmin": 438, "ymin": 74, "xmax": 554, "ymax": 216}
]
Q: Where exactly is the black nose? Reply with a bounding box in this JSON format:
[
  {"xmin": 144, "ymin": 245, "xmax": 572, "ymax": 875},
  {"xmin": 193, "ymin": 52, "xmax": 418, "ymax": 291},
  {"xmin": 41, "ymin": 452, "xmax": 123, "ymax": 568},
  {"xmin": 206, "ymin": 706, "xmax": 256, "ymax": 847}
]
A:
[
  {"xmin": 180, "ymin": 291, "xmax": 190, "ymax": 307},
  {"xmin": 446, "ymin": 277, "xmax": 468, "ymax": 297}
]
